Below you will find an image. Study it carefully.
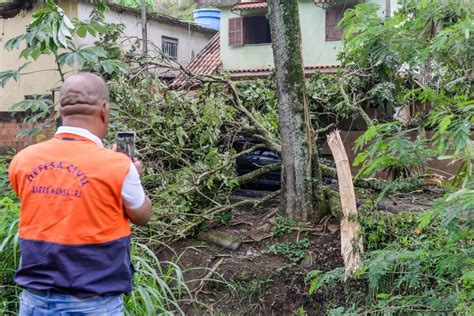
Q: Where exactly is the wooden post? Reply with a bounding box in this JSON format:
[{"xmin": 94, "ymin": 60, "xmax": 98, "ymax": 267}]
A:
[
  {"xmin": 141, "ymin": 0, "xmax": 147, "ymax": 56},
  {"xmin": 327, "ymin": 130, "xmax": 363, "ymax": 279}
]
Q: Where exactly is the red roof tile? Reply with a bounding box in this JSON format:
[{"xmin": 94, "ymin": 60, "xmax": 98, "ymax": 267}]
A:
[
  {"xmin": 227, "ymin": 64, "xmax": 341, "ymax": 77},
  {"xmin": 233, "ymin": 1, "xmax": 267, "ymax": 10},
  {"xmin": 171, "ymin": 33, "xmax": 221, "ymax": 87}
]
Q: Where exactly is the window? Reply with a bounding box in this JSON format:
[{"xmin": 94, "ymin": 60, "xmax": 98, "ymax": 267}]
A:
[
  {"xmin": 229, "ymin": 16, "xmax": 271, "ymax": 46},
  {"xmin": 326, "ymin": 7, "xmax": 346, "ymax": 41},
  {"xmin": 162, "ymin": 36, "xmax": 178, "ymax": 60}
]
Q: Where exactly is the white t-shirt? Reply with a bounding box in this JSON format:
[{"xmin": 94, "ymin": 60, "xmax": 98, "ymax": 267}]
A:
[{"xmin": 55, "ymin": 126, "xmax": 146, "ymax": 210}]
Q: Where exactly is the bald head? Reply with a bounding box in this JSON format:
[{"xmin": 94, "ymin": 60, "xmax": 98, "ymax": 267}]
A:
[
  {"xmin": 59, "ymin": 73, "xmax": 110, "ymax": 139},
  {"xmin": 60, "ymin": 73, "xmax": 109, "ymax": 109}
]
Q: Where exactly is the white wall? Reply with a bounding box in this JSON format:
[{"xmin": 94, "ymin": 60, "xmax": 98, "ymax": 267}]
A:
[
  {"xmin": 77, "ymin": 2, "xmax": 214, "ymax": 67},
  {"xmin": 220, "ymin": 0, "xmax": 400, "ymax": 71}
]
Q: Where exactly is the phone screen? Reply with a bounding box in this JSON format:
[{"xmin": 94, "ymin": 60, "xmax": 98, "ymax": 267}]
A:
[{"xmin": 116, "ymin": 132, "xmax": 136, "ymax": 159}]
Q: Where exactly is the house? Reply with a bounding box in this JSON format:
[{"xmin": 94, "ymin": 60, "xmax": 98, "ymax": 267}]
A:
[
  {"xmin": 176, "ymin": 0, "xmax": 398, "ymax": 81},
  {"xmin": 0, "ymin": 0, "xmax": 216, "ymax": 152},
  {"xmin": 174, "ymin": 0, "xmax": 403, "ymax": 173}
]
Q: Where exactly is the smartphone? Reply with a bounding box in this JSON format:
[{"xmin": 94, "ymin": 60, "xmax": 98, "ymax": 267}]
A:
[{"xmin": 116, "ymin": 132, "xmax": 136, "ymax": 159}]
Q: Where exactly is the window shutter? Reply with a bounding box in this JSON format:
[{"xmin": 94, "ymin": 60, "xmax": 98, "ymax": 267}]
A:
[
  {"xmin": 229, "ymin": 17, "xmax": 243, "ymax": 46},
  {"xmin": 326, "ymin": 7, "xmax": 344, "ymax": 41}
]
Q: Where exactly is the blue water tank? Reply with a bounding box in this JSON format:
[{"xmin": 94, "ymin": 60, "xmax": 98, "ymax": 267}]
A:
[{"xmin": 193, "ymin": 9, "xmax": 221, "ymax": 30}]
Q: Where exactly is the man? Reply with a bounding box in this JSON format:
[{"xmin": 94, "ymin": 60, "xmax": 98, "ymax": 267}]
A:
[{"xmin": 8, "ymin": 73, "xmax": 152, "ymax": 315}]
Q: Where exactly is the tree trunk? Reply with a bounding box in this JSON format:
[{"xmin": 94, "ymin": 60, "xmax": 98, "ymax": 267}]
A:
[
  {"xmin": 268, "ymin": 0, "xmax": 318, "ymax": 221},
  {"xmin": 327, "ymin": 131, "xmax": 363, "ymax": 279}
]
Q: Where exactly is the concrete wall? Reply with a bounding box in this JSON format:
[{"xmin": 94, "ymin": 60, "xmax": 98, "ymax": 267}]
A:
[
  {"xmin": 220, "ymin": 0, "xmax": 399, "ymax": 71},
  {"xmin": 77, "ymin": 2, "xmax": 214, "ymax": 67}
]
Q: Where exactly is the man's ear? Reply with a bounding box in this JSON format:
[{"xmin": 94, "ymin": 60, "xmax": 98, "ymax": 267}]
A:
[{"xmin": 101, "ymin": 101, "xmax": 109, "ymax": 123}]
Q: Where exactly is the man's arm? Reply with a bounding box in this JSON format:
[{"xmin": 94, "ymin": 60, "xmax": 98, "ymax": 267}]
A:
[
  {"xmin": 125, "ymin": 195, "xmax": 152, "ymax": 226},
  {"xmin": 122, "ymin": 159, "xmax": 152, "ymax": 226}
]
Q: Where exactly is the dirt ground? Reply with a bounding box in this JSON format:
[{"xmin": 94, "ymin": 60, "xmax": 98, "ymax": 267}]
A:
[
  {"xmin": 158, "ymin": 190, "xmax": 347, "ymax": 315},
  {"xmin": 159, "ymin": 188, "xmax": 438, "ymax": 315}
]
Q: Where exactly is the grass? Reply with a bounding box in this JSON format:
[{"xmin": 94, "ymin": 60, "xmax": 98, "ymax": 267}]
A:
[
  {"xmin": 0, "ymin": 196, "xmax": 21, "ymax": 314},
  {"xmin": 126, "ymin": 241, "xmax": 193, "ymax": 315},
  {"xmin": 230, "ymin": 277, "xmax": 272, "ymax": 313}
]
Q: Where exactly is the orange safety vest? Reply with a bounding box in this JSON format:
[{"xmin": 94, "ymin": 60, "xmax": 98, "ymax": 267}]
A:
[{"xmin": 9, "ymin": 133, "xmax": 134, "ymax": 296}]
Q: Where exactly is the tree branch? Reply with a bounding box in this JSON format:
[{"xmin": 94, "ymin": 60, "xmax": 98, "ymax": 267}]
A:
[
  {"xmin": 236, "ymin": 163, "xmax": 281, "ymax": 185},
  {"xmin": 339, "ymin": 78, "xmax": 373, "ymax": 128}
]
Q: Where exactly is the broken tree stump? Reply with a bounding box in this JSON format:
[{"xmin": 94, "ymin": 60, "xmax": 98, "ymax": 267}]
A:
[{"xmin": 327, "ymin": 130, "xmax": 363, "ymax": 279}]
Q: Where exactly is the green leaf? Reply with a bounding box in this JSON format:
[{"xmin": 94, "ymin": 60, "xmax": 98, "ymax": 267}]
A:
[
  {"xmin": 97, "ymin": 60, "xmax": 129, "ymax": 75},
  {"xmin": 9, "ymin": 97, "xmax": 53, "ymax": 112},
  {"xmin": 31, "ymin": 8, "xmax": 50, "ymax": 18},
  {"xmin": 4, "ymin": 34, "xmax": 26, "ymax": 51},
  {"xmin": 353, "ymin": 152, "xmax": 369, "ymax": 167},
  {"xmin": 85, "ymin": 24, "xmax": 97, "ymax": 37},
  {"xmin": 0, "ymin": 70, "xmax": 20, "ymax": 88},
  {"xmin": 306, "ymin": 270, "xmax": 323, "ymax": 295},
  {"xmin": 438, "ymin": 115, "xmax": 454, "ymax": 133},
  {"xmin": 62, "ymin": 14, "xmax": 74, "ymax": 30},
  {"xmin": 75, "ymin": 25, "xmax": 87, "ymax": 38},
  {"xmin": 418, "ymin": 210, "xmax": 435, "ymax": 229},
  {"xmin": 30, "ymin": 47, "xmax": 43, "ymax": 60},
  {"xmin": 91, "ymin": 21, "xmax": 109, "ymax": 34}
]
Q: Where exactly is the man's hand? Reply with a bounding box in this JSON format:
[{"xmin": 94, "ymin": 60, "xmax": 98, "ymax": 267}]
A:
[{"xmin": 112, "ymin": 144, "xmax": 143, "ymax": 175}]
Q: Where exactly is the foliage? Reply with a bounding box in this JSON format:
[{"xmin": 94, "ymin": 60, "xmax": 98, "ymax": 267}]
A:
[
  {"xmin": 112, "ymin": 0, "xmax": 197, "ymax": 21},
  {"xmin": 268, "ymin": 238, "xmax": 310, "ymax": 265},
  {"xmin": 354, "ymin": 122, "xmax": 434, "ymax": 179},
  {"xmin": 106, "ymin": 73, "xmax": 240, "ymax": 241},
  {"xmin": 336, "ymin": 1, "xmax": 473, "ymax": 184},
  {"xmin": 216, "ymin": 211, "xmax": 232, "ymax": 225},
  {"xmin": 0, "ymin": 157, "xmax": 14, "ymax": 198},
  {"xmin": 112, "ymin": 0, "xmax": 154, "ymax": 11},
  {"xmin": 154, "ymin": 0, "xmax": 197, "ymax": 21},
  {"xmin": 125, "ymin": 242, "xmax": 192, "ymax": 315},
  {"xmin": 236, "ymin": 79, "xmax": 280, "ymax": 137},
  {"xmin": 271, "ymin": 215, "xmax": 296, "ymax": 237},
  {"xmin": 231, "ymin": 277, "xmax": 272, "ymax": 306},
  {"xmin": 306, "ymin": 183, "xmax": 474, "ymax": 314},
  {"xmin": 427, "ymin": 96, "xmax": 474, "ymax": 187},
  {"xmin": 358, "ymin": 210, "xmax": 420, "ymax": 252},
  {"xmin": 0, "ymin": 159, "xmax": 20, "ymax": 314},
  {"xmin": 305, "ymin": 3, "xmax": 474, "ymax": 312}
]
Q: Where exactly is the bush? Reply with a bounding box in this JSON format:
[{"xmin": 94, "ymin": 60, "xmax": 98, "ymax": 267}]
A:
[
  {"xmin": 0, "ymin": 159, "xmax": 20, "ymax": 314},
  {"xmin": 307, "ymin": 183, "xmax": 474, "ymax": 314}
]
